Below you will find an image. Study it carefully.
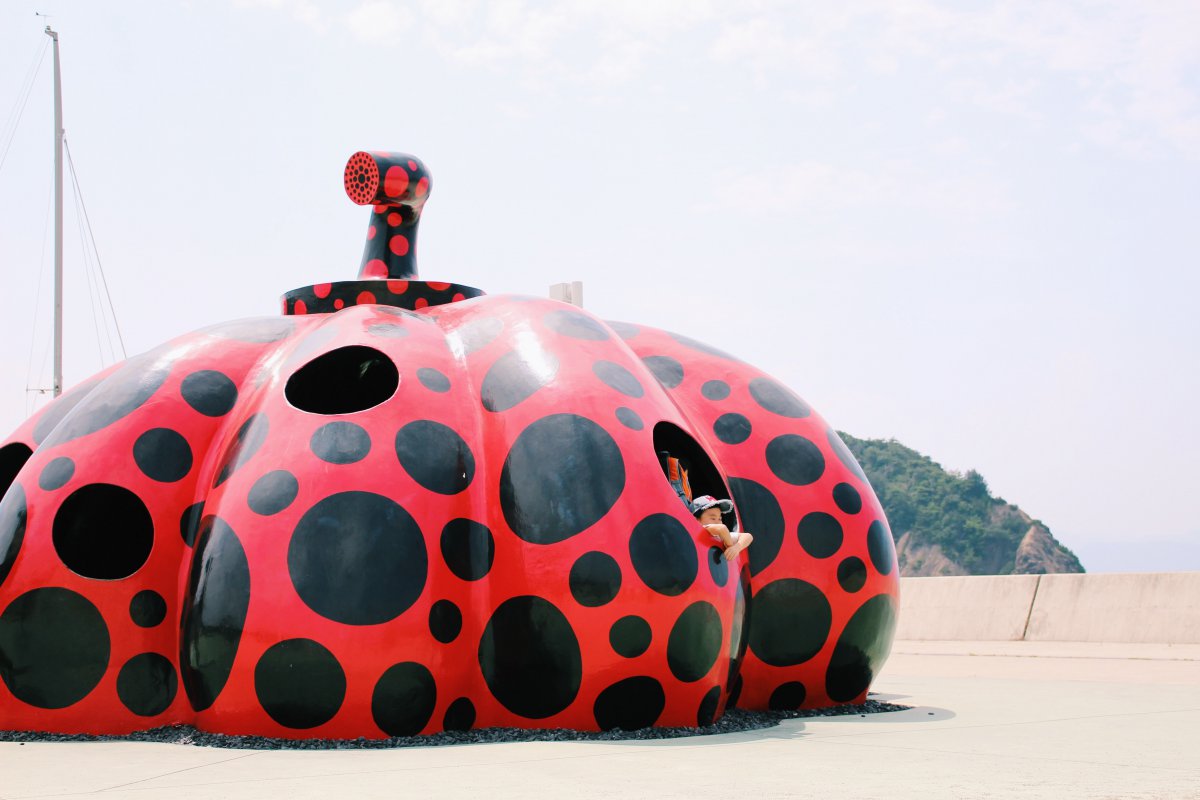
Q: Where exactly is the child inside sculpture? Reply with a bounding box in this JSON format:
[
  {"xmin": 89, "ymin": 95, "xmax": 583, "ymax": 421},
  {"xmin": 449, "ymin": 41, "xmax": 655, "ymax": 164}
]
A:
[{"xmin": 691, "ymin": 495, "xmax": 754, "ymax": 561}]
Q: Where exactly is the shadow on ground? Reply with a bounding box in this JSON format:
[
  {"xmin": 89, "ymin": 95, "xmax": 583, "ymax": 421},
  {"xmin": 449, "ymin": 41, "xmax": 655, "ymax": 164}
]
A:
[{"xmin": 0, "ymin": 699, "xmax": 933, "ymax": 751}]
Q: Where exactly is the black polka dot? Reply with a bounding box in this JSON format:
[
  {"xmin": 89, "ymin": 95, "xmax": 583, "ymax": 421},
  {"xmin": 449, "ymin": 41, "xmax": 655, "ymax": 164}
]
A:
[
  {"xmin": 429, "ymin": 600, "xmax": 463, "ymax": 644},
  {"xmin": 667, "ymin": 601, "xmax": 722, "ymax": 682},
  {"xmin": 479, "ymin": 596, "xmax": 581, "ymax": 719},
  {"xmin": 180, "ymin": 370, "xmax": 238, "ymax": 417},
  {"xmin": 0, "ymin": 483, "xmax": 27, "ymax": 590},
  {"xmin": 180, "ymin": 501, "xmax": 204, "ymax": 547},
  {"xmin": 39, "ymin": 354, "xmax": 171, "ymax": 447},
  {"xmin": 373, "ymin": 662, "xmax": 437, "ymax": 736},
  {"xmin": 868, "ymin": 520, "xmax": 895, "ymax": 576},
  {"xmin": 825, "ymin": 594, "xmax": 897, "ymax": 703},
  {"xmin": 797, "ymin": 512, "xmax": 844, "ymax": 559},
  {"xmin": 766, "ymin": 434, "xmax": 826, "ymax": 486},
  {"xmin": 32, "ymin": 375, "xmax": 102, "ymax": 444},
  {"xmin": 247, "ymin": 470, "xmax": 299, "ymax": 515},
  {"xmin": 615, "ymin": 407, "xmax": 643, "ymax": 430},
  {"xmin": 668, "ymin": 332, "xmax": 739, "ymax": 360},
  {"xmin": 707, "ymin": 546, "xmax": 729, "ymax": 587},
  {"xmin": 500, "ymin": 414, "xmax": 625, "ymax": 545},
  {"xmin": 593, "ymin": 677, "xmax": 665, "ymax": 731},
  {"xmin": 0, "ymin": 587, "xmax": 109, "ymax": 709},
  {"xmin": 603, "ymin": 320, "xmax": 640, "ymax": 339},
  {"xmin": 713, "ymin": 413, "xmax": 751, "ymax": 445},
  {"xmin": 180, "ymin": 516, "xmax": 249, "ymax": 712},
  {"xmin": 748, "ymin": 377, "xmax": 810, "ymax": 418},
  {"xmin": 728, "ymin": 477, "xmax": 784, "ymax": 577},
  {"xmin": 640, "ymin": 355, "xmax": 683, "ymax": 389},
  {"xmin": 289, "ymin": 491, "xmax": 427, "ymax": 626},
  {"xmin": 439, "ymin": 518, "xmax": 494, "ymax": 581},
  {"xmin": 593, "ymin": 361, "xmax": 644, "ymax": 398},
  {"xmin": 130, "ymin": 590, "xmax": 167, "ymax": 627},
  {"xmin": 481, "ymin": 349, "xmax": 559, "ymax": 412},
  {"xmin": 53, "ymin": 483, "xmax": 153, "ymax": 580},
  {"xmin": 311, "ymin": 421, "xmax": 371, "ymax": 465},
  {"xmin": 747, "ymin": 579, "xmax": 832, "ymax": 667},
  {"xmin": 1, "ymin": 443, "xmax": 31, "ymax": 496},
  {"xmin": 204, "ymin": 317, "xmax": 295, "ymax": 343},
  {"xmin": 838, "ymin": 557, "xmax": 868, "ymax": 593},
  {"xmin": 443, "ymin": 697, "xmax": 476, "ymax": 732},
  {"xmin": 827, "ymin": 428, "xmax": 867, "ymax": 482},
  {"xmin": 117, "ymin": 653, "xmax": 178, "ymax": 717},
  {"xmin": 214, "ymin": 413, "xmax": 269, "ymax": 486},
  {"xmin": 543, "ymin": 309, "xmax": 609, "ymax": 340},
  {"xmin": 133, "ymin": 428, "xmax": 193, "ymax": 482},
  {"xmin": 368, "ymin": 322, "xmax": 408, "ymax": 338},
  {"xmin": 769, "ymin": 681, "xmax": 807, "ymax": 710},
  {"xmin": 395, "ymin": 420, "xmax": 475, "ymax": 495},
  {"xmin": 701, "ymin": 380, "xmax": 730, "ymax": 401},
  {"xmin": 833, "ymin": 482, "xmax": 862, "ymax": 514},
  {"xmin": 569, "ymin": 551, "xmax": 621, "ymax": 607},
  {"xmin": 254, "ymin": 638, "xmax": 346, "ymax": 729},
  {"xmin": 610, "ymin": 615, "xmax": 652, "ymax": 658},
  {"xmin": 38, "ymin": 456, "xmax": 75, "ymax": 491},
  {"xmin": 417, "ymin": 367, "xmax": 450, "ymax": 392},
  {"xmin": 697, "ymin": 685, "xmax": 721, "ymax": 726},
  {"xmin": 628, "ymin": 513, "xmax": 698, "ymax": 596}
]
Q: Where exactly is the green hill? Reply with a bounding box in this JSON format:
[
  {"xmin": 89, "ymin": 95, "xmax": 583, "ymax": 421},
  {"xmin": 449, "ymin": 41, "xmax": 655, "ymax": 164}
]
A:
[{"xmin": 839, "ymin": 433, "xmax": 1084, "ymax": 576}]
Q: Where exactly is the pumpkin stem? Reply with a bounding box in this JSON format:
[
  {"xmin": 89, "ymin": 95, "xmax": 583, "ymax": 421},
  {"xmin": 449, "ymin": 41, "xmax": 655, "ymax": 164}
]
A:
[{"xmin": 344, "ymin": 151, "xmax": 432, "ymax": 280}]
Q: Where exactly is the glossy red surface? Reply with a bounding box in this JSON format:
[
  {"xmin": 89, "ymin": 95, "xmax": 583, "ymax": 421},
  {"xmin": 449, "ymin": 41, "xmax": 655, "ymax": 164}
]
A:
[{"xmin": 0, "ymin": 152, "xmax": 898, "ymax": 739}]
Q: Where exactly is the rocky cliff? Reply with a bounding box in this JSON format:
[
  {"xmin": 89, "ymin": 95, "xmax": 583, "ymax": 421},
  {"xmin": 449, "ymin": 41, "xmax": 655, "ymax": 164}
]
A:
[{"xmin": 840, "ymin": 433, "xmax": 1084, "ymax": 576}]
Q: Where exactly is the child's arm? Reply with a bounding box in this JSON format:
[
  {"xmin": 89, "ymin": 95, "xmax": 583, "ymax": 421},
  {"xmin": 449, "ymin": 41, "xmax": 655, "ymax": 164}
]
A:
[
  {"xmin": 702, "ymin": 523, "xmax": 734, "ymax": 548},
  {"xmin": 704, "ymin": 523, "xmax": 753, "ymax": 561}
]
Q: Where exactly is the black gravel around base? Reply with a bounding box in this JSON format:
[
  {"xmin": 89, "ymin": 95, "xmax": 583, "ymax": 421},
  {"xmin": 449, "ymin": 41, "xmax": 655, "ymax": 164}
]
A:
[{"xmin": 0, "ymin": 699, "xmax": 907, "ymax": 750}]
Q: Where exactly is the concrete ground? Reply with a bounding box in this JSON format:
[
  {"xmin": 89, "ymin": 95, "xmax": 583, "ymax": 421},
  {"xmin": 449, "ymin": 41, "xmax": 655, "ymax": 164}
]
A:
[{"xmin": 2, "ymin": 641, "xmax": 1198, "ymax": 800}]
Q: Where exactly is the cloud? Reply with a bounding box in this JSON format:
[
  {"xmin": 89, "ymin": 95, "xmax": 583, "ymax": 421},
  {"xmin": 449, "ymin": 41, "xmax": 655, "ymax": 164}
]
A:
[
  {"xmin": 232, "ymin": 0, "xmax": 328, "ymax": 33},
  {"xmin": 584, "ymin": 36, "xmax": 651, "ymax": 86},
  {"xmin": 965, "ymin": 1, "xmax": 1200, "ymax": 159},
  {"xmin": 346, "ymin": 1, "xmax": 410, "ymax": 43},
  {"xmin": 707, "ymin": 1, "xmax": 1200, "ymax": 160},
  {"xmin": 709, "ymin": 11, "xmax": 849, "ymax": 82},
  {"xmin": 230, "ymin": 0, "xmax": 1200, "ymax": 157},
  {"xmin": 343, "ymin": 0, "xmax": 736, "ymax": 87},
  {"xmin": 708, "ymin": 158, "xmax": 1007, "ymax": 221}
]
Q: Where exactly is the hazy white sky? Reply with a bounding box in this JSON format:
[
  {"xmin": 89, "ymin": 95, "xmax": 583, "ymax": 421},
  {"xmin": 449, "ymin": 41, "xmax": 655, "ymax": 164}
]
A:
[{"xmin": 1, "ymin": 0, "xmax": 1197, "ymax": 572}]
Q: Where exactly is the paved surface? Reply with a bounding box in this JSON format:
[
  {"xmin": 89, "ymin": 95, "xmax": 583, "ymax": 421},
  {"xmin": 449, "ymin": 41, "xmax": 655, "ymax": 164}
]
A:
[{"xmin": 2, "ymin": 641, "xmax": 1198, "ymax": 799}]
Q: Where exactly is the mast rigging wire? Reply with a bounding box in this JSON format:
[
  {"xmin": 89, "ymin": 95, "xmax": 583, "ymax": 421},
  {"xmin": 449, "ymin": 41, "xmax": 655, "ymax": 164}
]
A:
[
  {"xmin": 69, "ymin": 155, "xmax": 108, "ymax": 366},
  {"xmin": 0, "ymin": 38, "xmax": 49, "ymax": 178},
  {"xmin": 25, "ymin": 186, "xmax": 54, "ymax": 416},
  {"xmin": 65, "ymin": 136, "xmax": 127, "ymax": 361}
]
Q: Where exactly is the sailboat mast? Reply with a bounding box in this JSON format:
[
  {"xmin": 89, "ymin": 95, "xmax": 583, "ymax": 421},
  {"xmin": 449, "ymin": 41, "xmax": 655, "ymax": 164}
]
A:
[{"xmin": 46, "ymin": 26, "xmax": 63, "ymax": 398}]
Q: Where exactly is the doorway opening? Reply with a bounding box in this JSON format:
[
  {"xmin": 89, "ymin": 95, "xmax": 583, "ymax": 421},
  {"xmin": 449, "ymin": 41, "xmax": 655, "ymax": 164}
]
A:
[{"xmin": 652, "ymin": 421, "xmax": 736, "ymax": 529}]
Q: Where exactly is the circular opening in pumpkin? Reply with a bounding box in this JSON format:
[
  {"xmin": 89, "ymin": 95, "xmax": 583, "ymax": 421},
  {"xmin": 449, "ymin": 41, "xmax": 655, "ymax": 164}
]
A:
[
  {"xmin": 286, "ymin": 345, "xmax": 399, "ymax": 414},
  {"xmin": 652, "ymin": 422, "xmax": 736, "ymax": 528}
]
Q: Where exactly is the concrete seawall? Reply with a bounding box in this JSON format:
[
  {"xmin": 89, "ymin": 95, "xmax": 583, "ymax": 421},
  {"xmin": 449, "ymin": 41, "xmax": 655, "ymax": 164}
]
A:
[{"xmin": 896, "ymin": 572, "xmax": 1200, "ymax": 643}]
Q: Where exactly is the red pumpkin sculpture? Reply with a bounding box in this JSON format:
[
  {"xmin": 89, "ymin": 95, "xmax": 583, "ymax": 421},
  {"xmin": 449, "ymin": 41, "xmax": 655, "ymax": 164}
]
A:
[{"xmin": 0, "ymin": 152, "xmax": 898, "ymax": 739}]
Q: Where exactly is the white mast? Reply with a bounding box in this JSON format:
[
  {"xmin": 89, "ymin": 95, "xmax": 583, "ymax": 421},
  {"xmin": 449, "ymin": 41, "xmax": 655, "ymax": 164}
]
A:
[{"xmin": 46, "ymin": 25, "xmax": 63, "ymax": 398}]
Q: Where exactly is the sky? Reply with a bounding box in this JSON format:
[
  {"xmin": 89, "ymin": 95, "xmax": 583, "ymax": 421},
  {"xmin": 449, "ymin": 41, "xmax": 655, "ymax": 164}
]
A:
[{"xmin": 0, "ymin": 0, "xmax": 1197, "ymax": 573}]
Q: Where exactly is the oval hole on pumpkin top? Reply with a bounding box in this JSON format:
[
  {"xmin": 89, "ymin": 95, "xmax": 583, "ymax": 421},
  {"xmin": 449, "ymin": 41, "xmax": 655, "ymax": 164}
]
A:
[
  {"xmin": 652, "ymin": 422, "xmax": 736, "ymax": 528},
  {"xmin": 286, "ymin": 345, "xmax": 399, "ymax": 414}
]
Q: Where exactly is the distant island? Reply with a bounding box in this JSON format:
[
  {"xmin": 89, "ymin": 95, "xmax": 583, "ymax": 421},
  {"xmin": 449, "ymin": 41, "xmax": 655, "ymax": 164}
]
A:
[{"xmin": 839, "ymin": 433, "xmax": 1084, "ymax": 576}]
